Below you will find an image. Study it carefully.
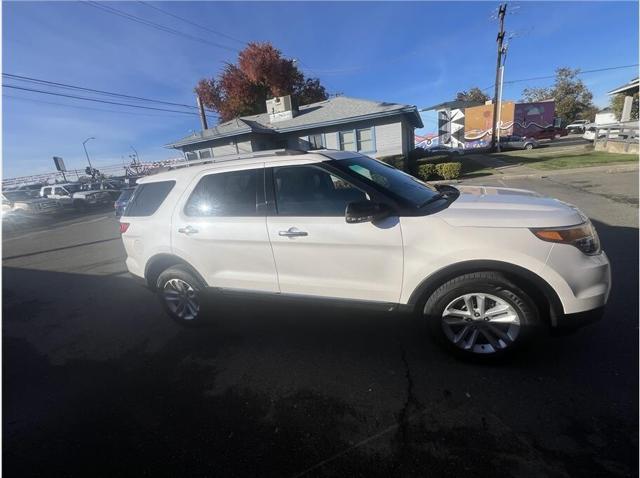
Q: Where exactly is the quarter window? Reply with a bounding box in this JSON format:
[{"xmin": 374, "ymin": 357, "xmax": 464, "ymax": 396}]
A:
[
  {"xmin": 185, "ymin": 169, "xmax": 259, "ymax": 217},
  {"xmin": 273, "ymin": 165, "xmax": 368, "ymax": 216},
  {"xmin": 124, "ymin": 181, "xmax": 175, "ymax": 217}
]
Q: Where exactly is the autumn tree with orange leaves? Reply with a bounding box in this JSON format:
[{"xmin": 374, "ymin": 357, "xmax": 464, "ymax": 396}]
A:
[{"xmin": 195, "ymin": 43, "xmax": 328, "ymax": 123}]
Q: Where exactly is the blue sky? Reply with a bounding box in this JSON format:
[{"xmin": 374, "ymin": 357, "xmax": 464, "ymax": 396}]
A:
[{"xmin": 3, "ymin": 1, "xmax": 638, "ymax": 178}]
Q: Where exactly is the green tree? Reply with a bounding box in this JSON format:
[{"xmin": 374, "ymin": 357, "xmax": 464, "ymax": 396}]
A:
[
  {"xmin": 521, "ymin": 68, "xmax": 596, "ymax": 123},
  {"xmin": 196, "ymin": 42, "xmax": 327, "ymax": 122},
  {"xmin": 610, "ymin": 92, "xmax": 639, "ymax": 121},
  {"xmin": 456, "ymin": 87, "xmax": 490, "ymax": 103}
]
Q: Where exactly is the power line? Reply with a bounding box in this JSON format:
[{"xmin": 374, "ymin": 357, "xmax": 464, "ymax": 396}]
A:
[
  {"xmin": 4, "ymin": 94, "xmax": 206, "ymax": 118},
  {"xmin": 482, "ymin": 64, "xmax": 639, "ymax": 91},
  {"xmin": 3, "ymin": 73, "xmax": 205, "ymax": 111},
  {"xmin": 83, "ymin": 1, "xmax": 239, "ymax": 53},
  {"xmin": 90, "ymin": 1, "xmax": 343, "ymax": 96},
  {"xmin": 137, "ymin": 1, "xmax": 248, "ymax": 46},
  {"xmin": 3, "ymin": 84, "xmax": 211, "ymax": 116}
]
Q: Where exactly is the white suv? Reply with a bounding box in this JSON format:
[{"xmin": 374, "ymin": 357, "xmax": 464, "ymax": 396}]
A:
[{"xmin": 120, "ymin": 150, "xmax": 610, "ymax": 358}]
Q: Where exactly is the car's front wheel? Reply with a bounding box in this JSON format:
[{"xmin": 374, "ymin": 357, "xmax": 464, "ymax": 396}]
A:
[
  {"xmin": 423, "ymin": 272, "xmax": 539, "ymax": 359},
  {"xmin": 524, "ymin": 143, "xmax": 534, "ymax": 150},
  {"xmin": 157, "ymin": 265, "xmax": 204, "ymax": 325}
]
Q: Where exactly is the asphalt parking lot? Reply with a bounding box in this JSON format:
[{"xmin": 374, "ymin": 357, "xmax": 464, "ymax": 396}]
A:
[{"xmin": 3, "ymin": 169, "xmax": 638, "ymax": 477}]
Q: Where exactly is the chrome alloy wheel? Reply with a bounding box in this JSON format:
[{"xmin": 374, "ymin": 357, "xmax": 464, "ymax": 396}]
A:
[
  {"xmin": 163, "ymin": 278, "xmax": 199, "ymax": 321},
  {"xmin": 441, "ymin": 293, "xmax": 521, "ymax": 354}
]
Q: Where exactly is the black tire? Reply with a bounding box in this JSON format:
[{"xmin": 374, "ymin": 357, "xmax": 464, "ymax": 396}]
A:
[
  {"xmin": 156, "ymin": 265, "xmax": 205, "ymax": 326},
  {"xmin": 422, "ymin": 272, "xmax": 540, "ymax": 360},
  {"xmin": 524, "ymin": 143, "xmax": 534, "ymax": 150}
]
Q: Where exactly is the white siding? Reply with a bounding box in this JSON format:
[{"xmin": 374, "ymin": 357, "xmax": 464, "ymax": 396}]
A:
[{"xmin": 372, "ymin": 120, "xmax": 403, "ymax": 157}]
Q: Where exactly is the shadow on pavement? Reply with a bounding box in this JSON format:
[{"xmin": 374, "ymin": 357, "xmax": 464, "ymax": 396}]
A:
[{"xmin": 2, "ymin": 218, "xmax": 637, "ymax": 477}]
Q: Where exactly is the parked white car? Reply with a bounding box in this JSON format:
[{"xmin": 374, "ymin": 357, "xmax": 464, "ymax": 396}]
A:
[
  {"xmin": 566, "ymin": 119, "xmax": 590, "ymax": 133},
  {"xmin": 40, "ymin": 183, "xmax": 112, "ymax": 211},
  {"xmin": 2, "ymin": 190, "xmax": 61, "ymax": 215},
  {"xmin": 120, "ymin": 150, "xmax": 610, "ymax": 359}
]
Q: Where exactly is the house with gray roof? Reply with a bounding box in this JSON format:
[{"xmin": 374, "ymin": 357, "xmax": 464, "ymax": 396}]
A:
[{"xmin": 166, "ymin": 95, "xmax": 423, "ymax": 162}]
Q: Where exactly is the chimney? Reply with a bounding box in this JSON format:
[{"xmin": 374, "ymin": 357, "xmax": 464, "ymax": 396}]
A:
[{"xmin": 266, "ymin": 95, "xmax": 297, "ymax": 123}]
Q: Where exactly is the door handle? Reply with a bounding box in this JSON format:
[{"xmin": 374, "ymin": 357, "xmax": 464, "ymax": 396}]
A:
[
  {"xmin": 178, "ymin": 225, "xmax": 199, "ymax": 235},
  {"xmin": 278, "ymin": 227, "xmax": 308, "ymax": 237}
]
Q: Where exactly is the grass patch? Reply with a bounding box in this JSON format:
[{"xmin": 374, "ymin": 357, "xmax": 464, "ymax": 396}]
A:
[{"xmin": 494, "ymin": 151, "xmax": 638, "ymax": 171}]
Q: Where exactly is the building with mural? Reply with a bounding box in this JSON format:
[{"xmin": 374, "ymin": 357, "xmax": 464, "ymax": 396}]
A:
[{"xmin": 419, "ymin": 99, "xmax": 559, "ymax": 149}]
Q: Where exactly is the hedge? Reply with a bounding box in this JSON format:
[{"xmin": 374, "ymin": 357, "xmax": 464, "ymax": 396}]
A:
[
  {"xmin": 435, "ymin": 162, "xmax": 462, "ymax": 180},
  {"xmin": 417, "ymin": 163, "xmax": 436, "ymax": 180}
]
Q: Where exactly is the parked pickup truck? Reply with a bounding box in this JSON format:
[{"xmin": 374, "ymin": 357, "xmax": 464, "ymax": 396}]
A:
[
  {"xmin": 2, "ymin": 190, "xmax": 61, "ymax": 215},
  {"xmin": 40, "ymin": 183, "xmax": 112, "ymax": 211}
]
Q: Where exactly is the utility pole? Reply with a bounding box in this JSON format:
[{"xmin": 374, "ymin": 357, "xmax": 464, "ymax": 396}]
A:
[
  {"xmin": 491, "ymin": 3, "xmax": 507, "ymax": 152},
  {"xmin": 196, "ymin": 94, "xmax": 208, "ymax": 131}
]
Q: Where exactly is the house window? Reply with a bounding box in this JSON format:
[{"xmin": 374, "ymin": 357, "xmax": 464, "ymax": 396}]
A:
[
  {"xmin": 339, "ymin": 127, "xmax": 375, "ymax": 152},
  {"xmin": 339, "ymin": 130, "xmax": 357, "ymax": 151},
  {"xmin": 357, "ymin": 128, "xmax": 373, "ymax": 152},
  {"xmin": 307, "ymin": 134, "xmax": 324, "ymax": 150}
]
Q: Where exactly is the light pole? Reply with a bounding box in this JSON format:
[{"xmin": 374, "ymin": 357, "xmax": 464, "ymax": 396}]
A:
[{"xmin": 82, "ymin": 137, "xmax": 95, "ymax": 169}]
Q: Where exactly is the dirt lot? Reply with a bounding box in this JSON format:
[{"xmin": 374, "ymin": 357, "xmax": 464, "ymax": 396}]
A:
[{"xmin": 3, "ymin": 170, "xmax": 638, "ymax": 477}]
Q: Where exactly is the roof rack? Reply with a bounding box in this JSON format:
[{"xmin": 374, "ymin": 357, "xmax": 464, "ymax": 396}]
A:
[{"xmin": 164, "ymin": 149, "xmax": 307, "ymax": 171}]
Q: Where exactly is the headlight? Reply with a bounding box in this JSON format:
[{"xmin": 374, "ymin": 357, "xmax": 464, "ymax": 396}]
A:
[{"xmin": 530, "ymin": 220, "xmax": 601, "ymax": 255}]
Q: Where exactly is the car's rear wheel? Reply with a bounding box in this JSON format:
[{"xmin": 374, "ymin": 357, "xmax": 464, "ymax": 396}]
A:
[
  {"xmin": 524, "ymin": 143, "xmax": 534, "ymax": 150},
  {"xmin": 157, "ymin": 265, "xmax": 204, "ymax": 325},
  {"xmin": 422, "ymin": 272, "xmax": 539, "ymax": 360}
]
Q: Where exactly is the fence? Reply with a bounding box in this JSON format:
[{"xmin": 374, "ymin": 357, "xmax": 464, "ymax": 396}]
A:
[
  {"xmin": 593, "ymin": 121, "xmax": 639, "ymax": 154},
  {"xmin": 2, "ymin": 158, "xmax": 187, "ymax": 189}
]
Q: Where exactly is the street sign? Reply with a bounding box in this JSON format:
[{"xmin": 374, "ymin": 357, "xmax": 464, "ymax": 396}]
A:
[{"xmin": 53, "ymin": 156, "xmax": 66, "ymax": 171}]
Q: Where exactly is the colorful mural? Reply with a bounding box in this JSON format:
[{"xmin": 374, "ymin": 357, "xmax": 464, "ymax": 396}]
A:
[
  {"xmin": 464, "ymin": 101, "xmax": 514, "ymax": 148},
  {"xmin": 414, "ymin": 133, "xmax": 439, "ymax": 149},
  {"xmin": 513, "ymin": 100, "xmax": 556, "ymax": 137},
  {"xmin": 425, "ymin": 100, "xmax": 557, "ymax": 151}
]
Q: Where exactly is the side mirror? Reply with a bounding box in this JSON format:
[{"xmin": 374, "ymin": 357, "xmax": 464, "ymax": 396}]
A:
[{"xmin": 345, "ymin": 200, "xmax": 391, "ymax": 224}]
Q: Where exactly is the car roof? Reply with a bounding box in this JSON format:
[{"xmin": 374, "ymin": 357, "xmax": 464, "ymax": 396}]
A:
[{"xmin": 137, "ymin": 149, "xmax": 364, "ymax": 184}]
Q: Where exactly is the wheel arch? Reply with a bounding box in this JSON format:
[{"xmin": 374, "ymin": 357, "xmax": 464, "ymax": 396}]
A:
[
  {"xmin": 144, "ymin": 253, "xmax": 207, "ymax": 290},
  {"xmin": 406, "ymin": 260, "xmax": 564, "ymax": 326}
]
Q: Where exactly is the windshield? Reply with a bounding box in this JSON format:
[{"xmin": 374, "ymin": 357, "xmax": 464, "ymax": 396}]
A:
[{"xmin": 330, "ymin": 156, "xmax": 440, "ymax": 208}]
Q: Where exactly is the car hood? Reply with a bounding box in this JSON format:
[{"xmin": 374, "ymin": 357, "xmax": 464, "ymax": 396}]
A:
[{"xmin": 436, "ymin": 185, "xmax": 584, "ymax": 228}]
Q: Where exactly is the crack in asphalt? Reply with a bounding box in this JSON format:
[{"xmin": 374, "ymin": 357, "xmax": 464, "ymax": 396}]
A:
[{"xmin": 394, "ymin": 347, "xmax": 423, "ymax": 459}]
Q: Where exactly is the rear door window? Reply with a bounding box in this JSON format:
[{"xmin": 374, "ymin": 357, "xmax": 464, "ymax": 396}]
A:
[
  {"xmin": 184, "ymin": 169, "xmax": 260, "ymax": 217},
  {"xmin": 124, "ymin": 181, "xmax": 175, "ymax": 217}
]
